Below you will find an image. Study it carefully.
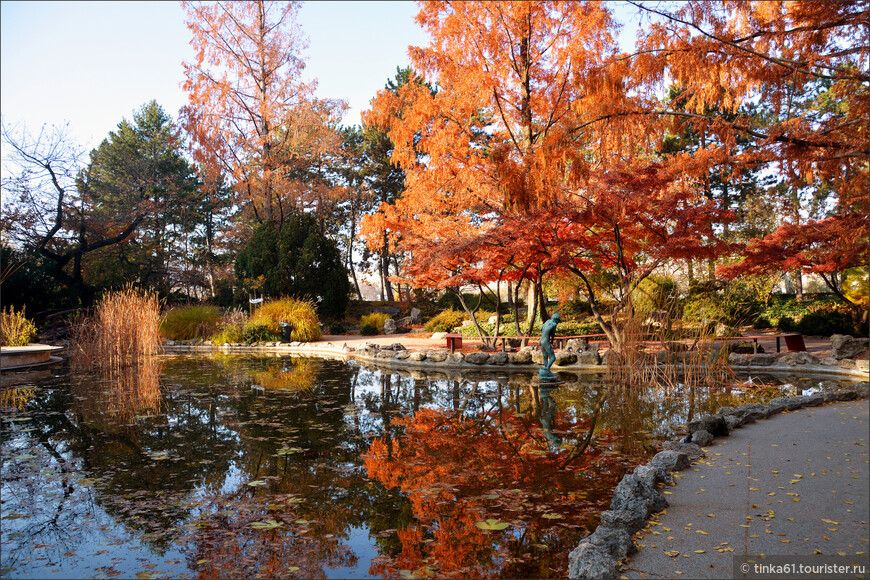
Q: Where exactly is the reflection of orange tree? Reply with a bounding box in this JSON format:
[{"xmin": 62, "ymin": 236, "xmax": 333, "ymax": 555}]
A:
[{"xmin": 364, "ymin": 407, "xmax": 646, "ymax": 578}]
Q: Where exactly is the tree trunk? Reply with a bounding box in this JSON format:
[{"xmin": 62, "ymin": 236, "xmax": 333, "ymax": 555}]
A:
[{"xmin": 794, "ymin": 269, "xmax": 804, "ymax": 302}]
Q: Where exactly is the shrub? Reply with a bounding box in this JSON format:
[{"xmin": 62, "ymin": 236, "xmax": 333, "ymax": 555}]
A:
[
  {"xmin": 159, "ymin": 305, "xmax": 222, "ymax": 340},
  {"xmin": 360, "ymin": 312, "xmax": 389, "ymax": 332},
  {"xmin": 328, "ymin": 321, "xmax": 346, "ymax": 335},
  {"xmin": 240, "ymin": 323, "xmax": 279, "ymax": 344},
  {"xmin": 424, "ymin": 309, "xmax": 466, "ymax": 333},
  {"xmin": 249, "ymin": 298, "xmax": 322, "ymax": 342},
  {"xmin": 634, "ymin": 275, "xmax": 679, "ymax": 314},
  {"xmin": 210, "ymin": 308, "xmax": 247, "ymax": 344},
  {"xmin": 1, "ymin": 306, "xmax": 37, "ymax": 346},
  {"xmin": 563, "ymin": 298, "xmax": 592, "ymax": 317},
  {"xmin": 794, "ymin": 309, "xmax": 853, "ymax": 336},
  {"xmin": 360, "ymin": 323, "xmax": 379, "ymax": 336}
]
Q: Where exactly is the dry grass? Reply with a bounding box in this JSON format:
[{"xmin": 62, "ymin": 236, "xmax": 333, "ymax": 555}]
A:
[
  {"xmin": 605, "ymin": 300, "xmax": 733, "ymax": 392},
  {"xmin": 70, "ymin": 287, "xmax": 162, "ymax": 371}
]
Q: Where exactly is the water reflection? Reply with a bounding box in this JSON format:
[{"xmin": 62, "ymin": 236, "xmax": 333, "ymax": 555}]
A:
[{"xmin": 0, "ymin": 355, "xmax": 853, "ymax": 579}]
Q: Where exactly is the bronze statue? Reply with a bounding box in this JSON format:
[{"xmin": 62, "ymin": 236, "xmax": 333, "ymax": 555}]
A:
[{"xmin": 538, "ymin": 312, "xmax": 561, "ymax": 381}]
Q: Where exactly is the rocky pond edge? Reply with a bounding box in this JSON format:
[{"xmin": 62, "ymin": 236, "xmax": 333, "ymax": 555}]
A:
[{"xmin": 162, "ymin": 335, "xmax": 870, "ymax": 380}]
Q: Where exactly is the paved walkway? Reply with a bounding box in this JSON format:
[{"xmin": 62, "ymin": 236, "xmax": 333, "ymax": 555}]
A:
[{"xmin": 623, "ymin": 399, "xmax": 870, "ymax": 579}]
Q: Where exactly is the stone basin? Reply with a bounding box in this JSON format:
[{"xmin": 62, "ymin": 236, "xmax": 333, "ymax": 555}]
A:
[{"xmin": 0, "ymin": 344, "xmax": 64, "ymax": 370}]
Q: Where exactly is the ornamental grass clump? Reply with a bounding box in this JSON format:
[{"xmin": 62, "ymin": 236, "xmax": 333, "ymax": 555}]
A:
[
  {"xmin": 1, "ymin": 306, "xmax": 37, "ymax": 346},
  {"xmin": 248, "ymin": 297, "xmax": 321, "ymax": 342},
  {"xmin": 359, "ymin": 312, "xmax": 389, "ymax": 335},
  {"xmin": 70, "ymin": 287, "xmax": 162, "ymax": 371},
  {"xmin": 159, "ymin": 304, "xmax": 222, "ymax": 340}
]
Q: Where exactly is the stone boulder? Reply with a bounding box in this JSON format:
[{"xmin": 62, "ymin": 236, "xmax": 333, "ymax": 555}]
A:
[
  {"xmin": 568, "ymin": 542, "xmax": 618, "ymax": 580},
  {"xmin": 409, "ymin": 351, "xmax": 427, "ymax": 362},
  {"xmin": 383, "ymin": 318, "xmax": 397, "ymax": 335},
  {"xmin": 649, "ymin": 450, "xmax": 691, "ymax": 473},
  {"xmin": 555, "ymin": 351, "xmax": 577, "ymax": 366},
  {"xmin": 431, "ymin": 332, "xmax": 447, "ymax": 341},
  {"xmin": 831, "ymin": 334, "xmax": 869, "ymax": 360},
  {"xmin": 376, "ymin": 350, "xmax": 396, "ymax": 359},
  {"xmin": 634, "ymin": 463, "xmax": 672, "ymax": 486},
  {"xmin": 600, "ymin": 509, "xmax": 646, "ymax": 533},
  {"xmin": 447, "ymin": 352, "xmax": 465, "ymax": 364},
  {"xmin": 728, "ymin": 353, "xmax": 749, "ymax": 366},
  {"xmin": 609, "ymin": 472, "xmax": 668, "ymax": 519},
  {"xmin": 508, "ymin": 350, "xmax": 533, "ymax": 364},
  {"xmin": 489, "ymin": 351, "xmax": 508, "ymax": 365},
  {"xmin": 737, "ymin": 402, "xmax": 773, "ymax": 420},
  {"xmin": 398, "ymin": 316, "xmax": 413, "ymax": 327},
  {"xmin": 688, "ymin": 414, "xmax": 729, "ymax": 437},
  {"xmin": 464, "ymin": 351, "xmax": 490, "ymax": 365},
  {"xmin": 426, "ymin": 350, "xmax": 448, "ymax": 362},
  {"xmin": 778, "ymin": 351, "xmax": 819, "ymax": 366},
  {"xmin": 565, "ymin": 338, "xmax": 591, "ymax": 352},
  {"xmin": 749, "ymin": 353, "xmax": 777, "ymax": 366},
  {"xmin": 857, "ymin": 359, "xmax": 870, "ymax": 372},
  {"xmin": 381, "ymin": 343, "xmax": 406, "ymax": 351},
  {"xmin": 578, "ymin": 525, "xmax": 636, "ymax": 561},
  {"xmin": 577, "ymin": 350, "xmax": 601, "ymax": 365},
  {"xmin": 690, "ymin": 429, "xmax": 713, "ymax": 446},
  {"xmin": 662, "ymin": 440, "xmax": 705, "ymax": 461},
  {"xmin": 395, "ymin": 350, "xmax": 411, "ymax": 360},
  {"xmin": 531, "ymin": 349, "xmax": 545, "ymax": 365},
  {"xmin": 410, "ymin": 307, "xmax": 422, "ymax": 324}
]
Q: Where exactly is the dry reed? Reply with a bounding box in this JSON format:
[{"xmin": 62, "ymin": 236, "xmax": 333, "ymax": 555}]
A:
[
  {"xmin": 605, "ymin": 299, "xmax": 733, "ymax": 393},
  {"xmin": 70, "ymin": 287, "xmax": 162, "ymax": 372}
]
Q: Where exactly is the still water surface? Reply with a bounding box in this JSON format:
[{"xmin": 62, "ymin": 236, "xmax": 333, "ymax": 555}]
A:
[{"xmin": 0, "ymin": 355, "xmax": 848, "ymax": 578}]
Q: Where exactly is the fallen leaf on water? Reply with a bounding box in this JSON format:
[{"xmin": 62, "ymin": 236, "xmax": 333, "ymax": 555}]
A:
[
  {"xmin": 250, "ymin": 519, "xmax": 283, "ymax": 530},
  {"xmin": 247, "ymin": 480, "xmax": 267, "ymax": 487}
]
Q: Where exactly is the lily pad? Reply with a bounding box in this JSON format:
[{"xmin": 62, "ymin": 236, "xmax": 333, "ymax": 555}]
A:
[{"xmin": 475, "ymin": 518, "xmax": 511, "ymax": 531}]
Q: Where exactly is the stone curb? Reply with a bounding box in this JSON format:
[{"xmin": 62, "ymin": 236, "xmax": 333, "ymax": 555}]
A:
[
  {"xmin": 161, "ymin": 341, "xmax": 870, "ymax": 380},
  {"xmin": 567, "ymin": 380, "xmax": 870, "ymax": 579}
]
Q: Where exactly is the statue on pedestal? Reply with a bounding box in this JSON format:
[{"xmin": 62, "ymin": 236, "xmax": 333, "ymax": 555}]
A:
[{"xmin": 538, "ymin": 312, "xmax": 561, "ymax": 382}]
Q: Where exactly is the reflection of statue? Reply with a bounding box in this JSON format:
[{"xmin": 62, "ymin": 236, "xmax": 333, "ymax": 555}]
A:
[
  {"xmin": 538, "ymin": 313, "xmax": 561, "ymax": 381},
  {"xmin": 538, "ymin": 386, "xmax": 562, "ymax": 450}
]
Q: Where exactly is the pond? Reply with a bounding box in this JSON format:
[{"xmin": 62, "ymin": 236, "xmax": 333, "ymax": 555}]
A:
[{"xmin": 0, "ymin": 354, "xmax": 854, "ymax": 579}]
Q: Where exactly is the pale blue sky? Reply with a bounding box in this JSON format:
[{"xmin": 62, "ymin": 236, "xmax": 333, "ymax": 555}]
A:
[{"xmin": 1, "ymin": 1, "xmax": 641, "ymax": 150}]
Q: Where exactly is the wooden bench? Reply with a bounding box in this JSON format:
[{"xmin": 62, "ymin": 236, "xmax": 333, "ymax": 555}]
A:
[
  {"xmin": 445, "ymin": 333, "xmax": 463, "ymax": 353},
  {"xmin": 722, "ymin": 333, "xmax": 806, "ymax": 354}
]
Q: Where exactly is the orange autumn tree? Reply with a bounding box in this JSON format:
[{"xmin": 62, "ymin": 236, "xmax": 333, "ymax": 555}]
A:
[
  {"xmin": 361, "ymin": 1, "xmax": 626, "ymax": 335},
  {"xmin": 181, "ymin": 0, "xmax": 346, "ymax": 225},
  {"xmin": 630, "ymin": 0, "xmax": 869, "ymax": 330},
  {"xmin": 361, "ymin": 1, "xmax": 731, "ymax": 348}
]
